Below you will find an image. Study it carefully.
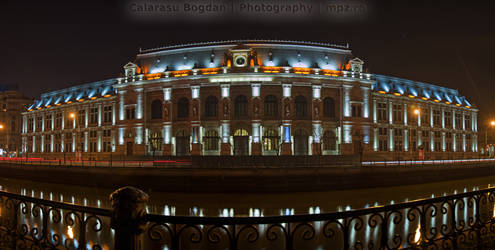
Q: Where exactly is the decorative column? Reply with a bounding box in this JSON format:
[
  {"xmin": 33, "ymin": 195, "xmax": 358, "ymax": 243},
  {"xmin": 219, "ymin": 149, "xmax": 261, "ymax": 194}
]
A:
[
  {"xmin": 311, "ymin": 85, "xmax": 322, "ymax": 155},
  {"xmin": 85, "ymin": 106, "xmax": 89, "ymax": 128},
  {"xmin": 388, "ymin": 101, "xmax": 393, "ymax": 125},
  {"xmin": 97, "ymin": 130, "xmax": 102, "ymax": 153},
  {"xmin": 442, "ymin": 132, "xmax": 446, "ymax": 152},
  {"xmin": 220, "ymin": 84, "xmax": 231, "ymax": 155},
  {"xmin": 373, "ymin": 127, "xmax": 378, "ymax": 151},
  {"xmin": 281, "ymin": 84, "xmax": 292, "ymax": 155},
  {"xmin": 372, "ymin": 99, "xmax": 377, "ymax": 123},
  {"xmin": 22, "ymin": 116, "xmax": 26, "ymax": 134},
  {"xmin": 61, "ymin": 112, "xmax": 65, "ymax": 130},
  {"xmin": 452, "ymin": 110, "xmax": 456, "ymax": 129},
  {"xmin": 190, "ymin": 85, "xmax": 201, "ymax": 155},
  {"xmin": 430, "ymin": 106, "xmax": 433, "ymax": 128},
  {"xmin": 134, "ymin": 88, "xmax": 145, "ymax": 155},
  {"xmin": 441, "ymin": 108, "xmax": 445, "ymax": 128},
  {"xmin": 343, "ymin": 85, "xmax": 352, "ymax": 117},
  {"xmin": 119, "ymin": 90, "xmax": 126, "ymax": 121},
  {"xmin": 51, "ymin": 112, "xmax": 55, "ymax": 130},
  {"xmin": 84, "ymin": 131, "xmax": 88, "ymax": 152},
  {"xmin": 136, "ymin": 88, "xmax": 143, "ymax": 119},
  {"xmin": 162, "ymin": 88, "xmax": 172, "ymax": 155},
  {"xmin": 50, "ymin": 134, "xmax": 54, "ymax": 153},
  {"xmin": 98, "ymin": 103, "xmax": 102, "ymax": 126},
  {"xmin": 42, "ymin": 113, "xmax": 45, "ymax": 132},
  {"xmin": 251, "ymin": 83, "xmax": 262, "ymax": 155},
  {"xmin": 362, "ymin": 87, "xmax": 370, "ymax": 118}
]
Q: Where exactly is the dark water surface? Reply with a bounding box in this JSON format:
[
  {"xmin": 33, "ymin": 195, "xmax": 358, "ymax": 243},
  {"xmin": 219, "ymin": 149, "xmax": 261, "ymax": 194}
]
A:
[{"xmin": 1, "ymin": 175, "xmax": 494, "ymax": 217}]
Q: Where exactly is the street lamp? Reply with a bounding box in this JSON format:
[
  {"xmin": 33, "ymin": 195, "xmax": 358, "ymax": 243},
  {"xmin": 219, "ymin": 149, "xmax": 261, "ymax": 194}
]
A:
[
  {"xmin": 411, "ymin": 108, "xmax": 420, "ymax": 160},
  {"xmin": 485, "ymin": 120, "xmax": 495, "ymax": 157},
  {"xmin": 69, "ymin": 112, "xmax": 81, "ymax": 160},
  {"xmin": 0, "ymin": 124, "xmax": 5, "ymax": 156}
]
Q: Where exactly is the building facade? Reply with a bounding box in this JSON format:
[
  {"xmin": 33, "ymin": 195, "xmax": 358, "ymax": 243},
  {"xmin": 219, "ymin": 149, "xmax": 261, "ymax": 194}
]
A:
[
  {"xmin": 21, "ymin": 40, "xmax": 478, "ymax": 160},
  {"xmin": 0, "ymin": 85, "xmax": 32, "ymax": 155}
]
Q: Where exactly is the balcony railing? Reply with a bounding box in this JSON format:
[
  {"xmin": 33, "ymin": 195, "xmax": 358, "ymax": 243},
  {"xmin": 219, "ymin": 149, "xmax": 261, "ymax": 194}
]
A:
[{"xmin": 1, "ymin": 185, "xmax": 495, "ymax": 249}]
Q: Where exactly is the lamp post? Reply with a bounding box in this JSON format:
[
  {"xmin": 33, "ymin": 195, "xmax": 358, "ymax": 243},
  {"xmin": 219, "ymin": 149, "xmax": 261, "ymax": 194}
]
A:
[
  {"xmin": 485, "ymin": 120, "xmax": 495, "ymax": 157},
  {"xmin": 411, "ymin": 108, "xmax": 420, "ymax": 160},
  {"xmin": 0, "ymin": 124, "xmax": 5, "ymax": 156},
  {"xmin": 69, "ymin": 112, "xmax": 81, "ymax": 161}
]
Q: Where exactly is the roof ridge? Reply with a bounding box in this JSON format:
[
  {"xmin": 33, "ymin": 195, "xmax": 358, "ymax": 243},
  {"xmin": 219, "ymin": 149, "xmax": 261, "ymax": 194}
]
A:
[{"xmin": 139, "ymin": 40, "xmax": 350, "ymax": 54}]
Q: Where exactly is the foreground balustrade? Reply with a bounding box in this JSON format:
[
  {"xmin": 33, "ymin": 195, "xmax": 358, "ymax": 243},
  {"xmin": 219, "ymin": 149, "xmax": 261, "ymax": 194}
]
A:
[{"xmin": 0, "ymin": 186, "xmax": 495, "ymax": 249}]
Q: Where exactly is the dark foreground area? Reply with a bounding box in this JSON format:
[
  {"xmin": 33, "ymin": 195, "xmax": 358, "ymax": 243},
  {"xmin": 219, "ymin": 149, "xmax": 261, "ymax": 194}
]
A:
[{"xmin": 1, "ymin": 161, "xmax": 495, "ymax": 193}]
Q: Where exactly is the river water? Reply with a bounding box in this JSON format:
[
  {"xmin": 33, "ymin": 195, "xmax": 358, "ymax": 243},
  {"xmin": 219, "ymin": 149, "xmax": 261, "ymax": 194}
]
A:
[{"xmin": 1, "ymin": 175, "xmax": 494, "ymax": 217}]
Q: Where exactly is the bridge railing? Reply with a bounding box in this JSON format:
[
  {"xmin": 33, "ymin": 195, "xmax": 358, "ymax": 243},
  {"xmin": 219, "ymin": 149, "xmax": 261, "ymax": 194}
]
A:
[{"xmin": 1, "ymin": 186, "xmax": 495, "ymax": 249}]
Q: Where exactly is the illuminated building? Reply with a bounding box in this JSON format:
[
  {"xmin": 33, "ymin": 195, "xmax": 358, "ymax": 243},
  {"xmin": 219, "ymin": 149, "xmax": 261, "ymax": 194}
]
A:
[
  {"xmin": 21, "ymin": 40, "xmax": 478, "ymax": 160},
  {"xmin": 0, "ymin": 85, "xmax": 32, "ymax": 154}
]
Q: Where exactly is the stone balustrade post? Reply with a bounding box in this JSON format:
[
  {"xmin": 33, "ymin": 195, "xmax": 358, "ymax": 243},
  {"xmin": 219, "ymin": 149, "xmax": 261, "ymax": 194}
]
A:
[{"xmin": 110, "ymin": 186, "xmax": 149, "ymax": 250}]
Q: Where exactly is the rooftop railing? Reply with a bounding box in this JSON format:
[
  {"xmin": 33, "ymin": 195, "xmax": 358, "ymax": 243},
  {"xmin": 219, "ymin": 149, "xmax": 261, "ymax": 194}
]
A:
[{"xmin": 1, "ymin": 185, "xmax": 495, "ymax": 249}]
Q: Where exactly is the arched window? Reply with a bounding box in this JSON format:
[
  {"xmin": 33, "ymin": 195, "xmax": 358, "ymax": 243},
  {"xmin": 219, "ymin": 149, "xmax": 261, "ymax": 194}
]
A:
[
  {"xmin": 323, "ymin": 97, "xmax": 335, "ymax": 118},
  {"xmin": 150, "ymin": 131, "xmax": 162, "ymax": 151},
  {"xmin": 203, "ymin": 130, "xmax": 219, "ymax": 151},
  {"xmin": 264, "ymin": 95, "xmax": 278, "ymax": 117},
  {"xmin": 151, "ymin": 99, "xmax": 162, "ymax": 119},
  {"xmin": 177, "ymin": 98, "xmax": 189, "ymax": 118},
  {"xmin": 234, "ymin": 129, "xmax": 249, "ymax": 136},
  {"xmin": 323, "ymin": 130, "xmax": 337, "ymax": 151},
  {"xmin": 234, "ymin": 95, "xmax": 248, "ymax": 118},
  {"xmin": 295, "ymin": 95, "xmax": 307, "ymax": 117},
  {"xmin": 205, "ymin": 96, "xmax": 218, "ymax": 117},
  {"xmin": 263, "ymin": 129, "xmax": 279, "ymax": 151}
]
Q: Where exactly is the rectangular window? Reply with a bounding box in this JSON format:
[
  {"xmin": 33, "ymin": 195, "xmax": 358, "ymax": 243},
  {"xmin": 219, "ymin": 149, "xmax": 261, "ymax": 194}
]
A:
[
  {"xmin": 377, "ymin": 102, "xmax": 387, "ymax": 121},
  {"xmin": 103, "ymin": 141, "xmax": 112, "ymax": 152},
  {"xmin": 36, "ymin": 116, "xmax": 42, "ymax": 130},
  {"xmin": 90, "ymin": 107, "xmax": 98, "ymax": 124},
  {"xmin": 378, "ymin": 127, "xmax": 388, "ymax": 136},
  {"xmin": 78, "ymin": 110, "xmax": 85, "ymax": 126},
  {"xmin": 421, "ymin": 108, "xmax": 429, "ymax": 126},
  {"xmin": 464, "ymin": 114, "xmax": 471, "ymax": 130},
  {"xmin": 379, "ymin": 139, "xmax": 388, "ymax": 151},
  {"xmin": 103, "ymin": 106, "xmax": 112, "ymax": 123},
  {"xmin": 28, "ymin": 118, "xmax": 34, "ymax": 132},
  {"xmin": 351, "ymin": 104, "xmax": 362, "ymax": 118},
  {"xmin": 89, "ymin": 142, "xmax": 97, "ymax": 152},
  {"xmin": 433, "ymin": 110, "xmax": 441, "ymax": 126},
  {"xmin": 55, "ymin": 113, "xmax": 62, "ymax": 129},
  {"xmin": 392, "ymin": 104, "xmax": 402, "ymax": 122},
  {"xmin": 89, "ymin": 130, "xmax": 97, "ymax": 138},
  {"xmin": 455, "ymin": 114, "xmax": 462, "ymax": 129},
  {"xmin": 126, "ymin": 107, "xmax": 135, "ymax": 120},
  {"xmin": 444, "ymin": 111, "xmax": 452, "ymax": 128},
  {"xmin": 45, "ymin": 114, "xmax": 52, "ymax": 130}
]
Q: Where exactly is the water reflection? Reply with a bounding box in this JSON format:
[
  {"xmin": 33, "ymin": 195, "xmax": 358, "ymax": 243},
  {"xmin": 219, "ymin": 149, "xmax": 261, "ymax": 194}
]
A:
[{"xmin": 0, "ymin": 176, "xmax": 494, "ymax": 217}]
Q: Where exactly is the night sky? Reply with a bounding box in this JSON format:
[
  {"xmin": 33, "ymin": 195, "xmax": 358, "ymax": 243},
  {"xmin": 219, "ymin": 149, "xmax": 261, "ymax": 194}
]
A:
[{"xmin": 1, "ymin": 0, "xmax": 494, "ymax": 124}]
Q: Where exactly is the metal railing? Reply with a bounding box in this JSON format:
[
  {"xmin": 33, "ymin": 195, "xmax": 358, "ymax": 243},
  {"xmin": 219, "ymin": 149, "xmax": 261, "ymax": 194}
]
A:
[{"xmin": 1, "ymin": 186, "xmax": 495, "ymax": 249}]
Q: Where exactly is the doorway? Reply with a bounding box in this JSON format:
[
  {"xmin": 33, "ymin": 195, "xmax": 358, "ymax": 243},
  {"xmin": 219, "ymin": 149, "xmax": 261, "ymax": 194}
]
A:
[
  {"xmin": 233, "ymin": 129, "xmax": 249, "ymax": 156},
  {"xmin": 294, "ymin": 129, "xmax": 308, "ymax": 155}
]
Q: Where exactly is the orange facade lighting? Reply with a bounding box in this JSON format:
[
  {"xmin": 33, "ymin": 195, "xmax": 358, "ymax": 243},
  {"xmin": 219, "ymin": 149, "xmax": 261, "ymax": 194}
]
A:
[
  {"xmin": 292, "ymin": 67, "xmax": 312, "ymax": 74},
  {"xmin": 201, "ymin": 68, "xmax": 220, "ymax": 75},
  {"xmin": 261, "ymin": 66, "xmax": 282, "ymax": 73},
  {"xmin": 321, "ymin": 69, "xmax": 341, "ymax": 77},
  {"xmin": 172, "ymin": 70, "xmax": 190, "ymax": 77}
]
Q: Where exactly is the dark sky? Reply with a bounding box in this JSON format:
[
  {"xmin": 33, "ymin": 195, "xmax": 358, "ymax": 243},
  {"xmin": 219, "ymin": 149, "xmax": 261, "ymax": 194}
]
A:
[{"xmin": 1, "ymin": 0, "xmax": 494, "ymax": 124}]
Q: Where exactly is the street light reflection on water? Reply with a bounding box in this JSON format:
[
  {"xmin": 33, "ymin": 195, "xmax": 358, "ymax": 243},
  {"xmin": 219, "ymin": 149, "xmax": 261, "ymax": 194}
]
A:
[{"xmin": 1, "ymin": 176, "xmax": 495, "ymax": 217}]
